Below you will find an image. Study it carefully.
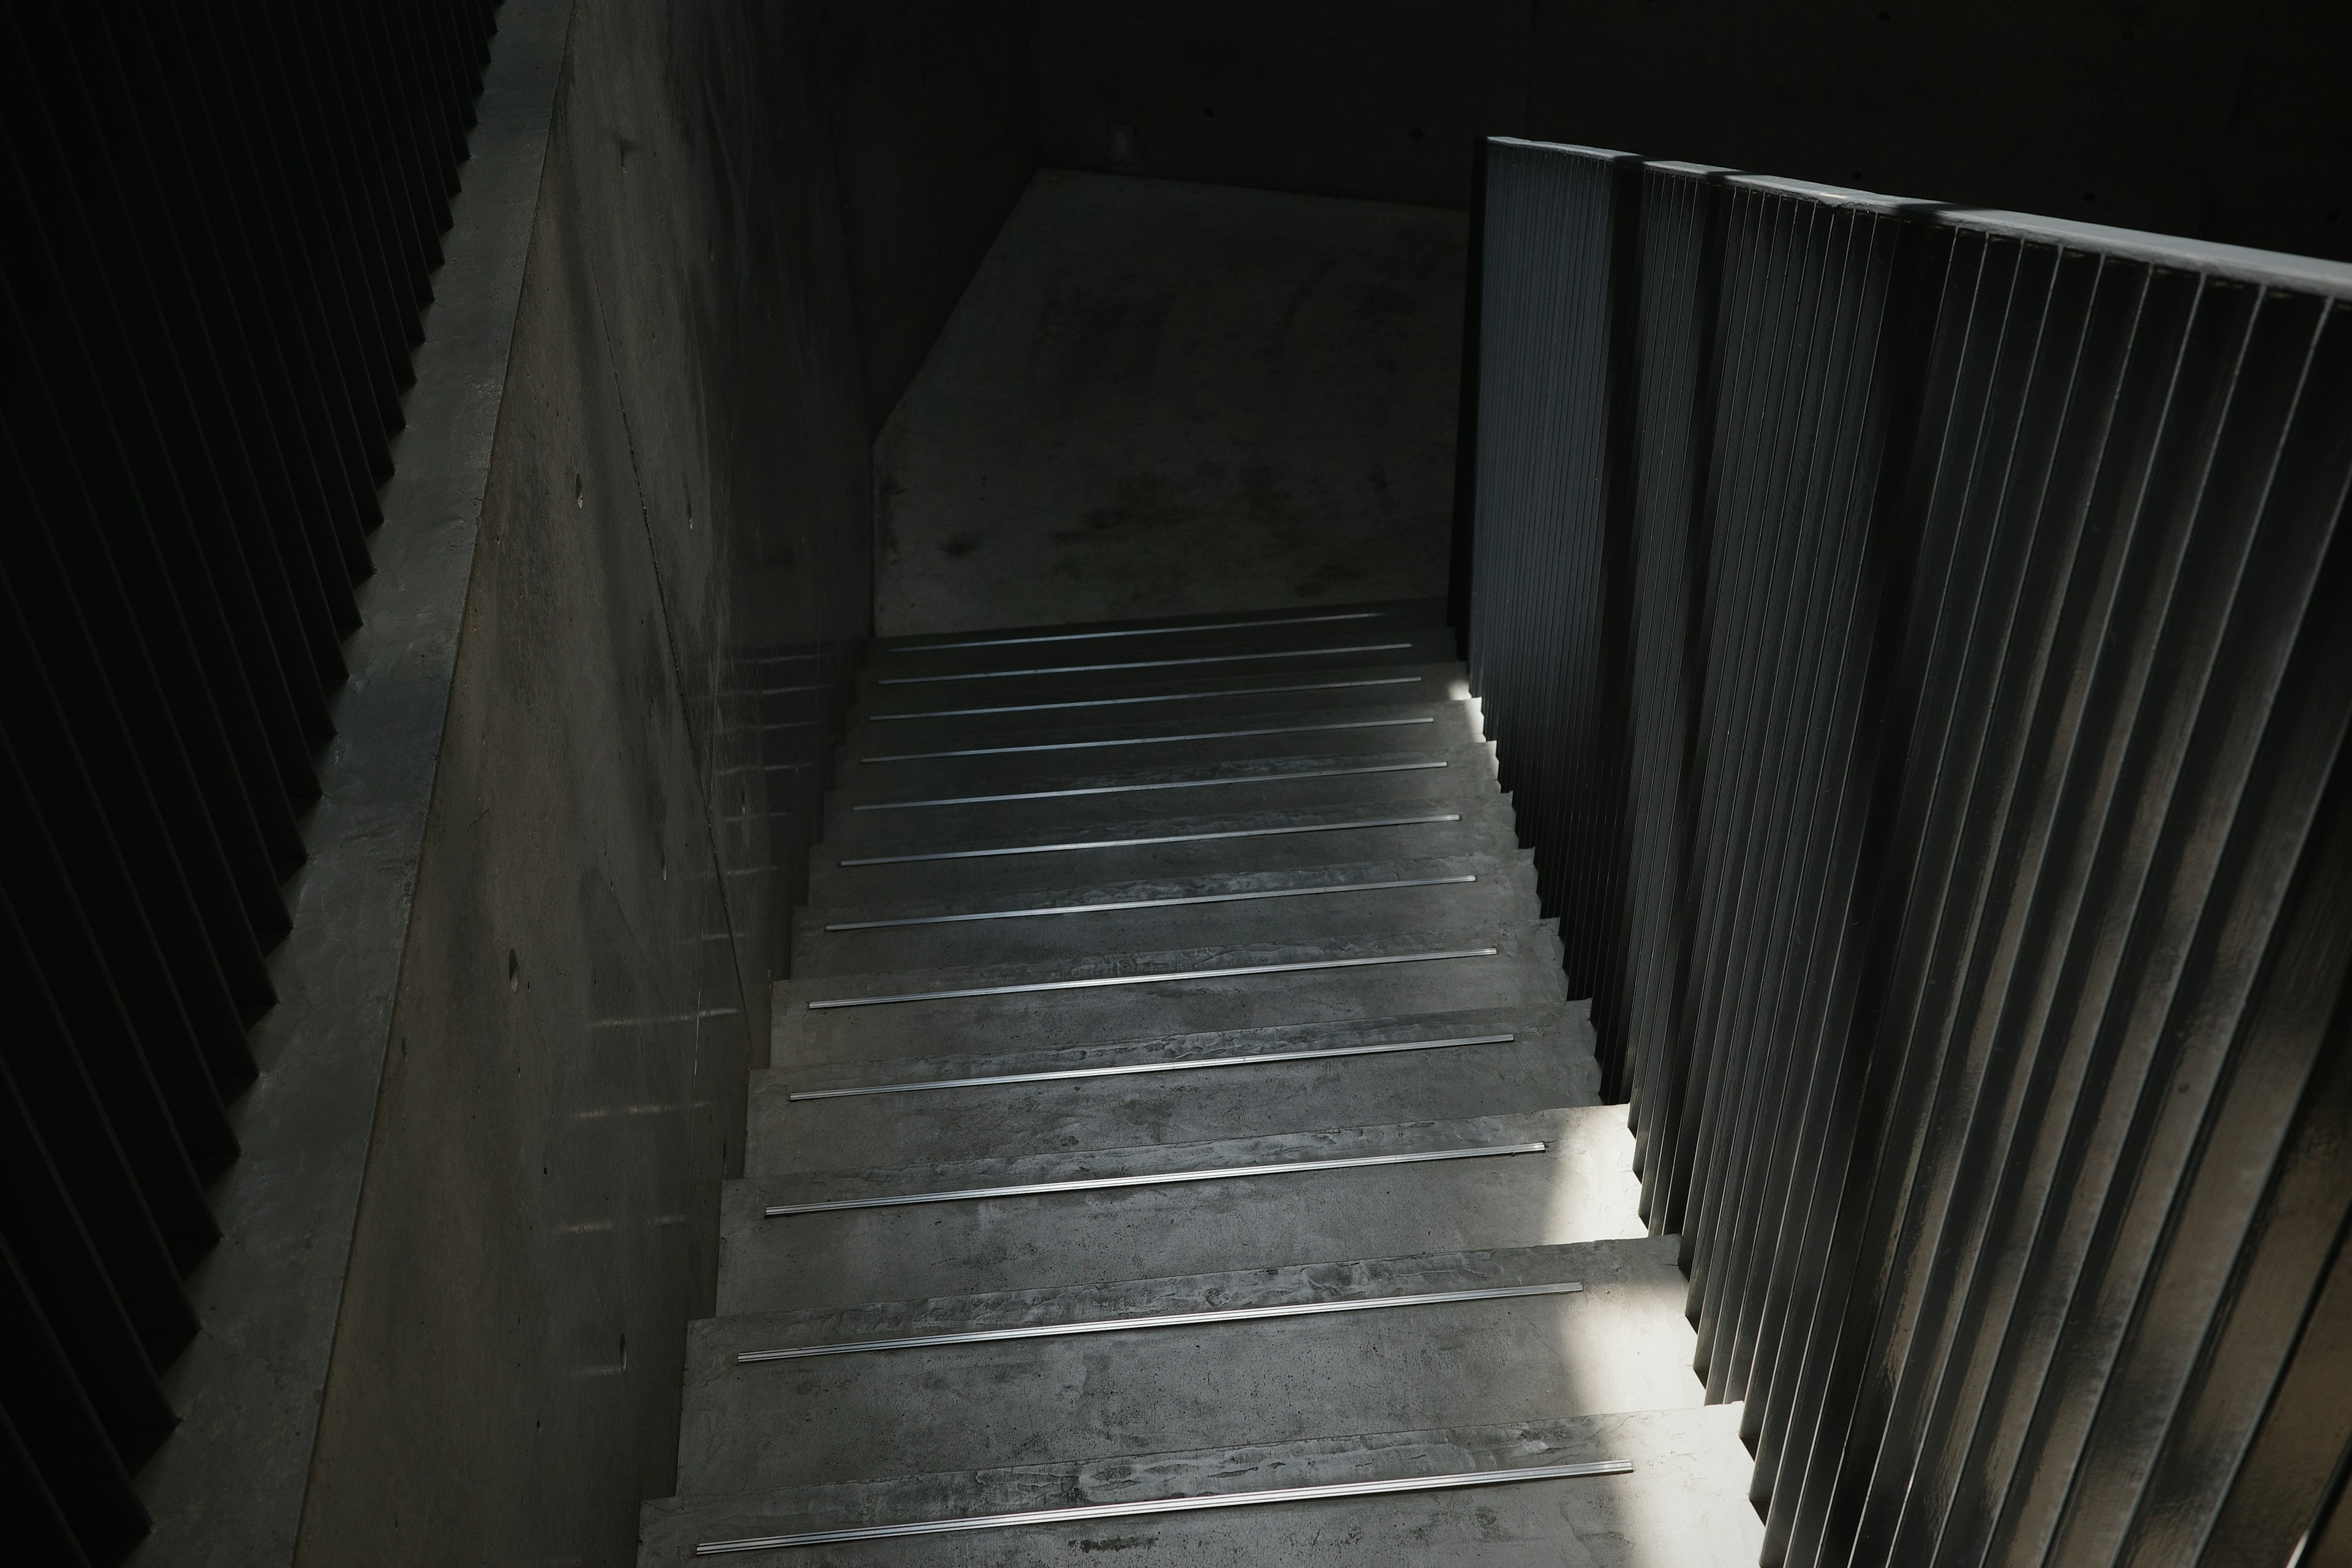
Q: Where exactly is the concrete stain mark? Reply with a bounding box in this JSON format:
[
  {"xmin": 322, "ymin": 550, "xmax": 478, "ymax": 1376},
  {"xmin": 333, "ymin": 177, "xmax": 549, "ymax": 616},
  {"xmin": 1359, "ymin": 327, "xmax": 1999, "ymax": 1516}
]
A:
[
  {"xmin": 1237, "ymin": 459, "xmax": 1330, "ymax": 546},
  {"xmin": 1270, "ymin": 258, "xmax": 1340, "ymax": 356},
  {"xmin": 1050, "ymin": 472, "xmax": 1196, "ymax": 549},
  {"xmin": 1289, "ymin": 555, "xmax": 1373, "ymax": 601},
  {"xmin": 941, "ymin": 533, "xmax": 981, "ymax": 559},
  {"xmin": 1026, "ymin": 285, "xmax": 1173, "ymax": 418},
  {"xmin": 1072, "ymin": 1534, "xmax": 1159, "ymax": 1553}
]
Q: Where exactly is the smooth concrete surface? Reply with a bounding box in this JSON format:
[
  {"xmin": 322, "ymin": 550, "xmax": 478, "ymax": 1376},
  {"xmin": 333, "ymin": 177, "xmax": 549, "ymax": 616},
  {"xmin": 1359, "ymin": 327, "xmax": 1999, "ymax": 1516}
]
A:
[
  {"xmin": 718, "ymin": 1106, "xmax": 1646, "ymax": 1314},
  {"xmin": 746, "ymin": 1005, "xmax": 1597, "ymax": 1174},
  {"xmin": 804, "ymin": 801, "xmax": 1526, "ymax": 916},
  {"xmin": 792, "ymin": 854, "xmax": 1536, "ymax": 973},
  {"xmin": 646, "ymin": 614, "xmax": 1758, "ymax": 1563},
  {"xmin": 840, "ymin": 695, "xmax": 1489, "ymax": 798},
  {"xmin": 641, "ymin": 1404, "xmax": 1765, "ymax": 1567},
  {"xmin": 873, "ymin": 170, "xmax": 1466, "ymax": 634},
  {"xmin": 676, "ymin": 1238, "xmax": 1700, "ymax": 1492},
  {"xmin": 126, "ymin": 6, "xmax": 573, "ymax": 1564},
  {"xmin": 1025, "ymin": 3, "xmax": 2352, "ymax": 265},
  {"xmin": 284, "ymin": 2, "xmax": 1033, "ymax": 1564},
  {"xmin": 774, "ymin": 927, "xmax": 1569, "ymax": 1066}
]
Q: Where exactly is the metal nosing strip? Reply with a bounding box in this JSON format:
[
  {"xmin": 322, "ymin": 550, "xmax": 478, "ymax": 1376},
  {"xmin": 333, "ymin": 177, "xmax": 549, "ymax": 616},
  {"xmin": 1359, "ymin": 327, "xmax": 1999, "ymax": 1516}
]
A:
[
  {"xmin": 875, "ymin": 641, "xmax": 1415, "ymax": 684},
  {"xmin": 851, "ymin": 759, "xmax": 1447, "ymax": 810},
  {"xmin": 786, "ymin": 1030, "xmax": 1515, "ymax": 1099},
  {"xmin": 693, "ymin": 1459, "xmax": 1632, "ymax": 1551},
  {"xmin": 883, "ymin": 609, "xmax": 1390, "ymax": 654},
  {"xmin": 762, "ymin": 1140, "xmax": 1547, "ymax": 1216},
  {"xmin": 804, "ymin": 947, "xmax": 1497, "ymax": 1010},
  {"xmin": 736, "ymin": 1279, "xmax": 1583, "ymax": 1362},
  {"xmin": 821, "ymin": 874, "xmax": 1479, "ymax": 932},
  {"xmin": 837, "ymin": 812, "xmax": 1462, "ymax": 867},
  {"xmin": 859, "ymin": 714, "xmax": 1437, "ymax": 764},
  {"xmin": 870, "ymin": 674, "xmax": 1422, "ymax": 721}
]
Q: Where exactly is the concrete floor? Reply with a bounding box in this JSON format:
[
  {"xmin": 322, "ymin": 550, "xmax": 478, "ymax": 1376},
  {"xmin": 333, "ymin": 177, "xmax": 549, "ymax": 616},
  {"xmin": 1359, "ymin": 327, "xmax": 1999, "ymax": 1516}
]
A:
[{"xmin": 873, "ymin": 170, "xmax": 1466, "ymax": 635}]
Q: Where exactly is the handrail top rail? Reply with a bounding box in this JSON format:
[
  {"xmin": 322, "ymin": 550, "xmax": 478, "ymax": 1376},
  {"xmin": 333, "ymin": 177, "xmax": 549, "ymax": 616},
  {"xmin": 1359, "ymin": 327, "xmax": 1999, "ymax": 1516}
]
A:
[{"xmin": 1483, "ymin": 135, "xmax": 2352, "ymax": 301}]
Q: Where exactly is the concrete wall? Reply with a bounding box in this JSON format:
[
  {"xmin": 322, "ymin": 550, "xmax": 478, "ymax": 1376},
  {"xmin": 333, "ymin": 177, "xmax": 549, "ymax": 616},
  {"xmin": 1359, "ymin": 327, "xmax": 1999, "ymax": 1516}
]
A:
[
  {"xmin": 823, "ymin": 0, "xmax": 1038, "ymax": 431},
  {"xmin": 284, "ymin": 3, "xmax": 1031, "ymax": 1564},
  {"xmin": 1025, "ymin": 0, "xmax": 2352, "ymax": 263}
]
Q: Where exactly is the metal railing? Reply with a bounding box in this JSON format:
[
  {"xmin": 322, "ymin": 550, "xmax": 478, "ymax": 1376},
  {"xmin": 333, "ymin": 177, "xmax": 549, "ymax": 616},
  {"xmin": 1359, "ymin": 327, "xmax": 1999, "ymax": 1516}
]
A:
[
  {"xmin": 1458, "ymin": 137, "xmax": 2352, "ymax": 1567},
  {"xmin": 1, "ymin": 7, "xmax": 496, "ymax": 1562}
]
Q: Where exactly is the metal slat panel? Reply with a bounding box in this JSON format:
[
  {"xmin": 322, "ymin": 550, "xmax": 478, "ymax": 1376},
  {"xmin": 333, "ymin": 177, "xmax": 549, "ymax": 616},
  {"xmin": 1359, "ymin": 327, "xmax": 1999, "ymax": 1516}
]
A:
[{"xmin": 1456, "ymin": 137, "xmax": 2352, "ymax": 1568}]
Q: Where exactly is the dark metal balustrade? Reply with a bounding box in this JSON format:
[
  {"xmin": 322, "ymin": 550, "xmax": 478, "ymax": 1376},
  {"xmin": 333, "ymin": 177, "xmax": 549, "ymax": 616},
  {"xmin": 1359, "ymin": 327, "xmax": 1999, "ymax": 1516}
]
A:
[
  {"xmin": 1457, "ymin": 137, "xmax": 2352, "ymax": 1567},
  {"xmin": 0, "ymin": 6, "xmax": 497, "ymax": 1562}
]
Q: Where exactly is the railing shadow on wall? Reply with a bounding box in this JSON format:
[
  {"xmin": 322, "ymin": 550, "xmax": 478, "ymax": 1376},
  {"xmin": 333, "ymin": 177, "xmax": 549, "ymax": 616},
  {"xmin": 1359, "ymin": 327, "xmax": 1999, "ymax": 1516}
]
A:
[{"xmin": 1453, "ymin": 137, "xmax": 2352, "ymax": 1568}]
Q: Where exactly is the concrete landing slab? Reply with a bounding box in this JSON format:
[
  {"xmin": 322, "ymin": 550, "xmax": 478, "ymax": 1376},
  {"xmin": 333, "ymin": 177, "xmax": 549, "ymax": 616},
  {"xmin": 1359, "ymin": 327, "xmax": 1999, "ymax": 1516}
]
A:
[{"xmin": 870, "ymin": 171, "xmax": 1463, "ymax": 636}]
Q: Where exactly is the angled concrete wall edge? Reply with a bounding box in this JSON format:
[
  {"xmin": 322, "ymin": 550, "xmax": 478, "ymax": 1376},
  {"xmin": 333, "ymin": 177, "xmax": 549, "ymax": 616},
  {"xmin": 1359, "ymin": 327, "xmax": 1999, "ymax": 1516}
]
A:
[{"xmin": 126, "ymin": 4, "xmax": 576, "ymax": 1562}]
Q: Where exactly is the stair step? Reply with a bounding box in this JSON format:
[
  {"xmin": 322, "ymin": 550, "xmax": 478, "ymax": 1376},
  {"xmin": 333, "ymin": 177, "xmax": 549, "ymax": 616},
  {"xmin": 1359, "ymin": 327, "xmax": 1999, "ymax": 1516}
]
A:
[
  {"xmin": 853, "ymin": 624, "xmax": 1456, "ymax": 704},
  {"xmin": 792, "ymin": 854, "xmax": 1536, "ymax": 976},
  {"xmin": 803, "ymin": 799, "xmax": 1526, "ymax": 910},
  {"xmin": 639, "ymin": 1404, "xmax": 1763, "ymax": 1567},
  {"xmin": 749, "ymin": 1003, "xmax": 1596, "ymax": 1174},
  {"xmin": 676, "ymin": 1237, "xmax": 1696, "ymax": 1495},
  {"xmin": 839, "ymin": 696, "xmax": 1484, "ymax": 794},
  {"xmin": 790, "ymin": 860, "xmax": 1533, "ymax": 982},
  {"xmin": 716, "ymin": 1106, "xmax": 1641, "ymax": 1314},
  {"xmin": 774, "ymin": 926, "xmax": 1567, "ymax": 1068},
  {"xmin": 846, "ymin": 662, "xmax": 1468, "ymax": 745},
  {"xmin": 867, "ymin": 599, "xmax": 1446, "ymax": 671},
  {"xmin": 823, "ymin": 739, "xmax": 1492, "ymax": 829},
  {"xmin": 819, "ymin": 744, "xmax": 1498, "ymax": 855}
]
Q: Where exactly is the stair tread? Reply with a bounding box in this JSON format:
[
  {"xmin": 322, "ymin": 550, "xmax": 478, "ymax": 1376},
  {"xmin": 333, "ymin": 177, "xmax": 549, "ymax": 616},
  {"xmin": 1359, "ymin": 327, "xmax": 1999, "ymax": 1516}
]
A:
[
  {"xmin": 716, "ymin": 1106, "xmax": 1642, "ymax": 1314},
  {"xmin": 821, "ymin": 750, "xmax": 1498, "ymax": 853},
  {"xmin": 782, "ymin": 925, "xmax": 1545, "ymax": 1005},
  {"xmin": 841, "ymin": 698, "xmax": 1483, "ymax": 786},
  {"xmin": 826, "ymin": 741, "xmax": 1491, "ymax": 818},
  {"xmin": 677, "ymin": 1238, "xmax": 1698, "ymax": 1495},
  {"xmin": 773, "ymin": 925, "xmax": 1568, "ymax": 1068},
  {"xmin": 847, "ymin": 662, "xmax": 1468, "ymax": 737},
  {"xmin": 854, "ymin": 627, "xmax": 1455, "ymax": 703},
  {"xmin": 802, "ymin": 800, "xmax": 1526, "ymax": 911},
  {"xmin": 639, "ymin": 1404, "xmax": 1763, "ymax": 1568},
  {"xmin": 750, "ymin": 1003, "xmax": 1597, "ymax": 1174},
  {"xmin": 797, "ymin": 851, "xmax": 1529, "ymax": 931},
  {"xmin": 867, "ymin": 598, "xmax": 1446, "ymax": 663}
]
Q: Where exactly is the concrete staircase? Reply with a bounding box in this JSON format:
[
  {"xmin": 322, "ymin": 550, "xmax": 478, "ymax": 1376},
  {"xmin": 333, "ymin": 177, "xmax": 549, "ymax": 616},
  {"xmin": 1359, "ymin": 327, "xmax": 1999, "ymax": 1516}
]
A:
[{"xmin": 641, "ymin": 601, "xmax": 1762, "ymax": 1565}]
